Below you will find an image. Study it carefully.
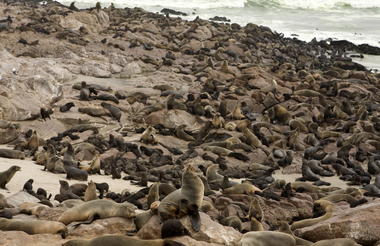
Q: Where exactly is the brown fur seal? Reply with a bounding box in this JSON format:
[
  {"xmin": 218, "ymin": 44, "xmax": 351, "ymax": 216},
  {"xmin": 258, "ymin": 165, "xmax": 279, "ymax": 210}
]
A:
[
  {"xmin": 147, "ymin": 182, "xmax": 160, "ymax": 208},
  {"xmin": 238, "ymin": 231, "xmax": 296, "ymax": 246},
  {"xmin": 206, "ymin": 164, "xmax": 223, "ymax": 185},
  {"xmin": 60, "ymin": 102, "xmax": 75, "ymax": 112},
  {"xmin": 0, "ymin": 166, "xmax": 21, "ymax": 189},
  {"xmin": 223, "ymin": 182, "xmax": 262, "ymax": 195},
  {"xmin": 220, "ymin": 216, "xmax": 242, "ymax": 231},
  {"xmin": 140, "ymin": 126, "xmax": 157, "ymax": 145},
  {"xmin": 212, "ymin": 113, "xmax": 225, "ymax": 128},
  {"xmin": 290, "ymin": 200, "xmax": 333, "ymax": 230},
  {"xmin": 175, "ymin": 125, "xmax": 195, "ymax": 141},
  {"xmin": 84, "ymin": 181, "xmax": 98, "ymax": 201},
  {"xmin": 0, "ymin": 218, "xmax": 67, "ymax": 238},
  {"xmin": 65, "ymin": 165, "xmax": 88, "ymax": 181},
  {"xmin": 27, "ymin": 130, "xmax": 39, "ymax": 155},
  {"xmin": 58, "ymin": 199, "xmax": 136, "ymax": 225},
  {"xmin": 45, "ymin": 156, "xmax": 66, "ymax": 173},
  {"xmin": 267, "ymin": 104, "xmax": 291, "ymax": 124},
  {"xmin": 101, "ymin": 102, "xmax": 122, "ymax": 122},
  {"xmin": 158, "ymin": 165, "xmax": 204, "ymax": 231},
  {"xmin": 80, "ymin": 154, "xmax": 101, "ymax": 174},
  {"xmin": 62, "ymin": 235, "xmax": 185, "ymax": 246},
  {"xmin": 0, "ymin": 149, "xmax": 25, "ymax": 159}
]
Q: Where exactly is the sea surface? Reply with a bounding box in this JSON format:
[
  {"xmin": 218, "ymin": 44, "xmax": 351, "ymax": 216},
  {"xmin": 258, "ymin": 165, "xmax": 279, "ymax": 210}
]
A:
[{"xmin": 58, "ymin": 0, "xmax": 380, "ymax": 70}]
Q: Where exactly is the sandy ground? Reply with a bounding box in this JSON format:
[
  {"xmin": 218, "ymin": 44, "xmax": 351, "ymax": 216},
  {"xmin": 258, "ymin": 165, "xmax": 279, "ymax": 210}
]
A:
[{"xmin": 0, "ymin": 155, "xmax": 143, "ymax": 200}]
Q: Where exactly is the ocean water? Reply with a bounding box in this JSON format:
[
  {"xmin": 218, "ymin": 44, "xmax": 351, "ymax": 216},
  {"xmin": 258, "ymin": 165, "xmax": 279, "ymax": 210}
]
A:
[{"xmin": 58, "ymin": 0, "xmax": 380, "ymax": 47}]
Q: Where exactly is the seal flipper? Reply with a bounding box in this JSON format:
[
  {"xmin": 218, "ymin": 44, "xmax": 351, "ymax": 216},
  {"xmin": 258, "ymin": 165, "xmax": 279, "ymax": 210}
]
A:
[
  {"xmin": 71, "ymin": 213, "xmax": 100, "ymax": 228},
  {"xmin": 188, "ymin": 204, "xmax": 201, "ymax": 232}
]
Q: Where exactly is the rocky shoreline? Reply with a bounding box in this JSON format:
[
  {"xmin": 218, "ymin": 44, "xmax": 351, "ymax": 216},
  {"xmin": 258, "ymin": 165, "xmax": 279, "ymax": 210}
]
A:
[{"xmin": 1, "ymin": 0, "xmax": 380, "ymax": 245}]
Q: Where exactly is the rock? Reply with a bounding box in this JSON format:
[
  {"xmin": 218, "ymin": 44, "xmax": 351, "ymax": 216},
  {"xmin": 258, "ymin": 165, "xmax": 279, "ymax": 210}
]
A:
[
  {"xmin": 6, "ymin": 191, "xmax": 40, "ymax": 208},
  {"xmin": 295, "ymin": 200, "xmax": 380, "ymax": 245},
  {"xmin": 0, "ymin": 120, "xmax": 20, "ymax": 144},
  {"xmin": 69, "ymin": 217, "xmax": 136, "ymax": 236},
  {"xmin": 145, "ymin": 109, "xmax": 204, "ymax": 132},
  {"xmin": 171, "ymin": 236, "xmax": 223, "ymax": 246},
  {"xmin": 119, "ymin": 62, "xmax": 142, "ymax": 78},
  {"xmin": 0, "ymin": 231, "xmax": 66, "ymax": 246},
  {"xmin": 137, "ymin": 213, "xmax": 241, "ymax": 245}
]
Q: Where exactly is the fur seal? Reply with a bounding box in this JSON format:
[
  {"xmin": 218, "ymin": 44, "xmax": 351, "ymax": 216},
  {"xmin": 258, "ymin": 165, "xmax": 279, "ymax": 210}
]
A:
[
  {"xmin": 175, "ymin": 125, "xmax": 195, "ymax": 141},
  {"xmin": 84, "ymin": 181, "xmax": 98, "ymax": 202},
  {"xmin": 223, "ymin": 182, "xmax": 261, "ymax": 195},
  {"xmin": 320, "ymin": 194, "xmax": 367, "ymax": 208},
  {"xmin": 158, "ymin": 165, "xmax": 204, "ymax": 231},
  {"xmin": 60, "ymin": 102, "xmax": 75, "ymax": 112},
  {"xmin": 0, "ymin": 218, "xmax": 67, "ymax": 238},
  {"xmin": 45, "ymin": 156, "xmax": 66, "ymax": 173},
  {"xmin": 62, "ymin": 235, "xmax": 185, "ymax": 246},
  {"xmin": 0, "ymin": 149, "xmax": 25, "ymax": 159},
  {"xmin": 80, "ymin": 154, "xmax": 101, "ymax": 174},
  {"xmin": 238, "ymin": 231, "xmax": 296, "ymax": 246},
  {"xmin": 267, "ymin": 104, "xmax": 291, "ymax": 124},
  {"xmin": 147, "ymin": 182, "xmax": 160, "ymax": 208},
  {"xmin": 79, "ymin": 82, "xmax": 90, "ymax": 101},
  {"xmin": 0, "ymin": 166, "xmax": 21, "ymax": 189},
  {"xmin": 161, "ymin": 219, "xmax": 188, "ymax": 238},
  {"xmin": 58, "ymin": 199, "xmax": 136, "ymax": 225},
  {"xmin": 27, "ymin": 130, "xmax": 39, "ymax": 155},
  {"xmin": 206, "ymin": 164, "xmax": 223, "ymax": 188},
  {"xmin": 65, "ymin": 165, "xmax": 88, "ymax": 181},
  {"xmin": 101, "ymin": 102, "xmax": 122, "ymax": 121},
  {"xmin": 220, "ymin": 216, "xmax": 242, "ymax": 231},
  {"xmin": 290, "ymin": 200, "xmax": 333, "ymax": 230},
  {"xmin": 40, "ymin": 107, "xmax": 52, "ymax": 121},
  {"xmin": 140, "ymin": 126, "xmax": 157, "ymax": 145}
]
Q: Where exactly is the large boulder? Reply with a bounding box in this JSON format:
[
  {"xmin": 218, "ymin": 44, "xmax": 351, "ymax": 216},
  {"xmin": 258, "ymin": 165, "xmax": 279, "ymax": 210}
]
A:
[
  {"xmin": 137, "ymin": 213, "xmax": 242, "ymax": 245},
  {"xmin": 295, "ymin": 201, "xmax": 380, "ymax": 245},
  {"xmin": 0, "ymin": 231, "xmax": 65, "ymax": 246},
  {"xmin": 69, "ymin": 217, "xmax": 136, "ymax": 236}
]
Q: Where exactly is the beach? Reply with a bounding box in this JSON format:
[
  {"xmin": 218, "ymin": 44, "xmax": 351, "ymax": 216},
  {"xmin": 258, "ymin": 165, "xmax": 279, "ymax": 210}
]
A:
[{"xmin": 0, "ymin": 0, "xmax": 380, "ymax": 245}]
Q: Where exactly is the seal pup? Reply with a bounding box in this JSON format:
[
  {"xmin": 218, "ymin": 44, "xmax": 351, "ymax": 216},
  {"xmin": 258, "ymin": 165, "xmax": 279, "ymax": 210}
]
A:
[
  {"xmin": 40, "ymin": 107, "xmax": 52, "ymax": 121},
  {"xmin": 58, "ymin": 199, "xmax": 136, "ymax": 225},
  {"xmin": 0, "ymin": 218, "xmax": 67, "ymax": 238},
  {"xmin": 0, "ymin": 166, "xmax": 21, "ymax": 189},
  {"xmin": 60, "ymin": 102, "xmax": 75, "ymax": 112},
  {"xmin": 158, "ymin": 165, "xmax": 204, "ymax": 232},
  {"xmin": 161, "ymin": 219, "xmax": 189, "ymax": 238},
  {"xmin": 79, "ymin": 81, "xmax": 90, "ymax": 101},
  {"xmin": 62, "ymin": 235, "xmax": 185, "ymax": 246},
  {"xmin": 238, "ymin": 231, "xmax": 296, "ymax": 246}
]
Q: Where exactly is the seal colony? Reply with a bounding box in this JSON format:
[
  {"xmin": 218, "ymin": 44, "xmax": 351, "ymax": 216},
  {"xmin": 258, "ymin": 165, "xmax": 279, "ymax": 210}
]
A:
[{"xmin": 0, "ymin": 0, "xmax": 380, "ymax": 245}]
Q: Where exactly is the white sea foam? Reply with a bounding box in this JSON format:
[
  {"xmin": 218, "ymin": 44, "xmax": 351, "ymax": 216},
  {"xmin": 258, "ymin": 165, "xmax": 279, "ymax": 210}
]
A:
[
  {"xmin": 59, "ymin": 0, "xmax": 247, "ymax": 9},
  {"xmin": 248, "ymin": 0, "xmax": 380, "ymax": 10}
]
